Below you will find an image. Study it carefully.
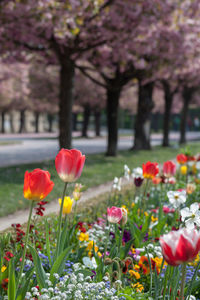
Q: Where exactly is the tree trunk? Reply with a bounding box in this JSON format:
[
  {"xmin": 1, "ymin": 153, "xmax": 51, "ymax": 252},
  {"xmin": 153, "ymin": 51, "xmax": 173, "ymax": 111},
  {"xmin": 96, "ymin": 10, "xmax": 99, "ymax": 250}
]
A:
[
  {"xmin": 1, "ymin": 111, "xmax": 5, "ymax": 133},
  {"xmin": 82, "ymin": 104, "xmax": 91, "ymax": 137},
  {"xmin": 179, "ymin": 86, "xmax": 193, "ymax": 144},
  {"xmin": 47, "ymin": 114, "xmax": 54, "ymax": 132},
  {"xmin": 34, "ymin": 112, "xmax": 40, "ymax": 133},
  {"xmin": 106, "ymin": 87, "xmax": 121, "ymax": 156},
  {"xmin": 133, "ymin": 81, "xmax": 154, "ymax": 150},
  {"xmin": 18, "ymin": 110, "xmax": 26, "ymax": 133},
  {"xmin": 9, "ymin": 112, "xmax": 15, "ymax": 133},
  {"xmin": 162, "ymin": 82, "xmax": 174, "ymax": 147},
  {"xmin": 72, "ymin": 113, "xmax": 78, "ymax": 131},
  {"xmin": 94, "ymin": 110, "xmax": 101, "ymax": 137},
  {"xmin": 59, "ymin": 59, "xmax": 75, "ymax": 149}
]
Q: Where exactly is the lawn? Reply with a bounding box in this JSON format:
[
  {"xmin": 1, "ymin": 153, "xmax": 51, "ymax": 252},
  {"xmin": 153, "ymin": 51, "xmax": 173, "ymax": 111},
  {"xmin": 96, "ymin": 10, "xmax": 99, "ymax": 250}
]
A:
[{"xmin": 0, "ymin": 142, "xmax": 200, "ymax": 217}]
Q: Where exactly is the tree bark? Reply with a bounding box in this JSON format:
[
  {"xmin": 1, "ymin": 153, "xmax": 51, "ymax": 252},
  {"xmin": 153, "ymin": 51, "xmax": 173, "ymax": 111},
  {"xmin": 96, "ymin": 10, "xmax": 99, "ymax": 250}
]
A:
[
  {"xmin": 34, "ymin": 112, "xmax": 40, "ymax": 133},
  {"xmin": 94, "ymin": 110, "xmax": 101, "ymax": 137},
  {"xmin": 133, "ymin": 81, "xmax": 154, "ymax": 150},
  {"xmin": 162, "ymin": 82, "xmax": 174, "ymax": 147},
  {"xmin": 18, "ymin": 110, "xmax": 26, "ymax": 133},
  {"xmin": 72, "ymin": 113, "xmax": 78, "ymax": 131},
  {"xmin": 59, "ymin": 59, "xmax": 75, "ymax": 148},
  {"xmin": 9, "ymin": 112, "xmax": 15, "ymax": 133},
  {"xmin": 106, "ymin": 87, "xmax": 121, "ymax": 156},
  {"xmin": 1, "ymin": 111, "xmax": 5, "ymax": 133},
  {"xmin": 82, "ymin": 104, "xmax": 91, "ymax": 137},
  {"xmin": 47, "ymin": 114, "xmax": 54, "ymax": 132},
  {"xmin": 179, "ymin": 86, "xmax": 193, "ymax": 144}
]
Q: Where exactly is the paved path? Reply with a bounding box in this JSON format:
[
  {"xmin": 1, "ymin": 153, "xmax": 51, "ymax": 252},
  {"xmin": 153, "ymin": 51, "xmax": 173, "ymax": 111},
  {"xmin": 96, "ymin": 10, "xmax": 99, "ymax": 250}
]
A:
[
  {"xmin": 0, "ymin": 131, "xmax": 200, "ymax": 167},
  {"xmin": 0, "ymin": 178, "xmax": 131, "ymax": 232}
]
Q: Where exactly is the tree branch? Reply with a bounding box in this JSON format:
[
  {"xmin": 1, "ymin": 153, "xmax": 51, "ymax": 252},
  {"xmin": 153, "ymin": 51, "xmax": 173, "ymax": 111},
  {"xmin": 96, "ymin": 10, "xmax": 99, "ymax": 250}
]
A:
[{"xmin": 75, "ymin": 64, "xmax": 107, "ymax": 88}]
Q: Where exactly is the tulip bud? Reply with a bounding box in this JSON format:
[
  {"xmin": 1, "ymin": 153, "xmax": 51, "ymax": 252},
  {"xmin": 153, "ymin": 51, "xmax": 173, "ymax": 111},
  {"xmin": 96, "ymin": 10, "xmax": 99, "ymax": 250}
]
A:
[
  {"xmin": 121, "ymin": 207, "xmax": 128, "ymax": 225},
  {"xmin": 104, "ymin": 258, "xmax": 113, "ymax": 265}
]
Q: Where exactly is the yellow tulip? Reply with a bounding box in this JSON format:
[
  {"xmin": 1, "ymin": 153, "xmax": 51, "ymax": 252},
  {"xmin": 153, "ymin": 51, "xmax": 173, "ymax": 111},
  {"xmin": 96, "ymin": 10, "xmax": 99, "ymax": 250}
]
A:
[
  {"xmin": 58, "ymin": 196, "xmax": 73, "ymax": 214},
  {"xmin": 180, "ymin": 165, "xmax": 187, "ymax": 175}
]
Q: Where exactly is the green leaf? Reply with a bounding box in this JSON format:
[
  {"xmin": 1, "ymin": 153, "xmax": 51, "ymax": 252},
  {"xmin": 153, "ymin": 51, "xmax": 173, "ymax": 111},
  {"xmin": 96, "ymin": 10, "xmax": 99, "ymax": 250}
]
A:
[
  {"xmin": 74, "ymin": 269, "xmax": 94, "ymax": 277},
  {"xmin": 59, "ymin": 217, "xmax": 70, "ymax": 255},
  {"xmin": 45, "ymin": 220, "xmax": 52, "ymax": 266},
  {"xmin": 50, "ymin": 245, "xmax": 73, "ymax": 285},
  {"xmin": 129, "ymin": 222, "xmax": 141, "ymax": 248},
  {"xmin": 29, "ymin": 244, "xmax": 47, "ymax": 289},
  {"xmin": 8, "ymin": 259, "xmax": 16, "ymax": 300},
  {"xmin": 16, "ymin": 268, "xmax": 34, "ymax": 300},
  {"xmin": 141, "ymin": 213, "xmax": 152, "ymax": 234},
  {"xmin": 123, "ymin": 239, "xmax": 134, "ymax": 259}
]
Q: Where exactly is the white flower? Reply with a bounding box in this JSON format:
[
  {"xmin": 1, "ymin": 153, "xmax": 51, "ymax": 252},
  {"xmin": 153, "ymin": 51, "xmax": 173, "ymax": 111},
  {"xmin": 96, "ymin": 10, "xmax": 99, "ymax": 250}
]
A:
[
  {"xmin": 186, "ymin": 296, "xmax": 196, "ymax": 300},
  {"xmin": 82, "ymin": 256, "xmax": 97, "ymax": 269},
  {"xmin": 124, "ymin": 164, "xmax": 130, "ymax": 180},
  {"xmin": 181, "ymin": 202, "xmax": 200, "ymax": 229},
  {"xmin": 112, "ymin": 177, "xmax": 122, "ymax": 191},
  {"xmin": 132, "ymin": 167, "xmax": 143, "ymax": 179},
  {"xmin": 167, "ymin": 190, "xmax": 186, "ymax": 208}
]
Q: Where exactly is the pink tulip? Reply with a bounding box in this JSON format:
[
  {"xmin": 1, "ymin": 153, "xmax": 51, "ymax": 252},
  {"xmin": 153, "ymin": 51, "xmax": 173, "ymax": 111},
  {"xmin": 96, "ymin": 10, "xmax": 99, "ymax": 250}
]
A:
[
  {"xmin": 55, "ymin": 149, "xmax": 85, "ymax": 182},
  {"xmin": 107, "ymin": 206, "xmax": 123, "ymax": 223},
  {"xmin": 160, "ymin": 228, "xmax": 200, "ymax": 266},
  {"xmin": 163, "ymin": 161, "xmax": 176, "ymax": 177}
]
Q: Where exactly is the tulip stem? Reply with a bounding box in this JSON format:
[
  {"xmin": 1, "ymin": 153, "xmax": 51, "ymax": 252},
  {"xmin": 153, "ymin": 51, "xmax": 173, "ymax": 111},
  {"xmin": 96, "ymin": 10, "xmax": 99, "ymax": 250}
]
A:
[
  {"xmin": 72, "ymin": 200, "xmax": 78, "ymax": 226},
  {"xmin": 103, "ymin": 224, "xmax": 110, "ymax": 263},
  {"xmin": 17, "ymin": 200, "xmax": 34, "ymax": 289},
  {"xmin": 55, "ymin": 182, "xmax": 68, "ymax": 259},
  {"xmin": 142, "ymin": 179, "xmax": 149, "ymax": 211},
  {"xmin": 180, "ymin": 262, "xmax": 187, "ymax": 300}
]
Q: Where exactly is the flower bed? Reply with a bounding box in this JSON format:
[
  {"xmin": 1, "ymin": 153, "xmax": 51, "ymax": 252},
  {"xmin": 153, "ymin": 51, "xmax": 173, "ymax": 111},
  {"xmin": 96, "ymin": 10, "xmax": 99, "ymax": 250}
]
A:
[{"xmin": 1, "ymin": 148, "xmax": 200, "ymax": 299}]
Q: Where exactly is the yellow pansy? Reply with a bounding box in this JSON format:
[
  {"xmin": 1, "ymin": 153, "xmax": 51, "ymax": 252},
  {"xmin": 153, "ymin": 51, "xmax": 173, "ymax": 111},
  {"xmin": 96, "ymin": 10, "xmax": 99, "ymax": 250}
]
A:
[
  {"xmin": 144, "ymin": 211, "xmax": 149, "ymax": 217},
  {"xmin": 86, "ymin": 241, "xmax": 98, "ymax": 253},
  {"xmin": 131, "ymin": 203, "xmax": 135, "ymax": 208},
  {"xmin": 97, "ymin": 252, "xmax": 102, "ymax": 257},
  {"xmin": 132, "ymin": 282, "xmax": 144, "ymax": 292},
  {"xmin": 58, "ymin": 197, "xmax": 73, "ymax": 214},
  {"xmin": 78, "ymin": 232, "xmax": 89, "ymax": 242},
  {"xmin": 151, "ymin": 216, "xmax": 158, "ymax": 222},
  {"xmin": 129, "ymin": 270, "xmax": 140, "ymax": 279},
  {"xmin": 1, "ymin": 266, "xmax": 6, "ymax": 273}
]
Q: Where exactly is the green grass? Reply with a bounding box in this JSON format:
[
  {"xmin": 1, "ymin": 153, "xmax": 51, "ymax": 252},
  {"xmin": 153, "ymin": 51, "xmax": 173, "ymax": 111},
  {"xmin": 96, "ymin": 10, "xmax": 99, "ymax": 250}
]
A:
[
  {"xmin": 0, "ymin": 142, "xmax": 200, "ymax": 217},
  {"xmin": 0, "ymin": 141, "xmax": 21, "ymax": 146}
]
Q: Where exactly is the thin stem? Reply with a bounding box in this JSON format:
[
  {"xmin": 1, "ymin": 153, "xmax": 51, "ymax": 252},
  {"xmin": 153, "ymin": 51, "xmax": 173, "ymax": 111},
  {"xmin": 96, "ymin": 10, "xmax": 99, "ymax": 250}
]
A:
[
  {"xmin": 103, "ymin": 223, "xmax": 110, "ymax": 263},
  {"xmin": 141, "ymin": 179, "xmax": 149, "ymax": 211},
  {"xmin": 55, "ymin": 182, "xmax": 68, "ymax": 259},
  {"xmin": 119, "ymin": 225, "xmax": 124, "ymax": 254},
  {"xmin": 180, "ymin": 263, "xmax": 187, "ymax": 300},
  {"xmin": 17, "ymin": 200, "xmax": 34, "ymax": 289},
  {"xmin": 72, "ymin": 200, "xmax": 78, "ymax": 226}
]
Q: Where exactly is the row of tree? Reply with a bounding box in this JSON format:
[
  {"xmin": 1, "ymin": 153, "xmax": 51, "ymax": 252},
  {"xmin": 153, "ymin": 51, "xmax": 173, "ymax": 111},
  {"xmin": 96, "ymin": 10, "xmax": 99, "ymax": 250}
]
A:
[
  {"xmin": 0, "ymin": 0, "xmax": 200, "ymax": 155},
  {"xmin": 0, "ymin": 62, "xmax": 199, "ymax": 138}
]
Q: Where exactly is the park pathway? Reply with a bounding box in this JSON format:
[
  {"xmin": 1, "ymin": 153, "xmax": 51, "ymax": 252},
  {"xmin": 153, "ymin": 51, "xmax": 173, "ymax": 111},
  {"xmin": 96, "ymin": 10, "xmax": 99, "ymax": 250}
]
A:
[{"xmin": 0, "ymin": 178, "xmax": 130, "ymax": 232}]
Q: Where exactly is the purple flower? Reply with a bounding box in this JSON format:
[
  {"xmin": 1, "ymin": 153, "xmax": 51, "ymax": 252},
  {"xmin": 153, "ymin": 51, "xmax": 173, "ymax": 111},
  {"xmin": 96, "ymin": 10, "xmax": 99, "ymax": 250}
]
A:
[
  {"xmin": 122, "ymin": 229, "xmax": 132, "ymax": 243},
  {"xmin": 134, "ymin": 177, "xmax": 144, "ymax": 187}
]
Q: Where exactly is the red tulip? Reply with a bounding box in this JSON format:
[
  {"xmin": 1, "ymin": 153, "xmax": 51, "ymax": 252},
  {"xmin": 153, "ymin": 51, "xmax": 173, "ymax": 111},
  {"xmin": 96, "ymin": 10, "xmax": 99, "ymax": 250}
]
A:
[
  {"xmin": 163, "ymin": 161, "xmax": 176, "ymax": 177},
  {"xmin": 177, "ymin": 154, "xmax": 187, "ymax": 164},
  {"xmin": 107, "ymin": 206, "xmax": 122, "ymax": 223},
  {"xmin": 24, "ymin": 169, "xmax": 54, "ymax": 202},
  {"xmin": 143, "ymin": 162, "xmax": 159, "ymax": 179},
  {"xmin": 55, "ymin": 149, "xmax": 85, "ymax": 182},
  {"xmin": 160, "ymin": 228, "xmax": 200, "ymax": 266}
]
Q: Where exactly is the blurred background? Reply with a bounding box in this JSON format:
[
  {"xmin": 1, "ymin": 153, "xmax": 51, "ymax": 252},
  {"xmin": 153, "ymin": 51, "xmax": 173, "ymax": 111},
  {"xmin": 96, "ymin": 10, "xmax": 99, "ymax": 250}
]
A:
[{"xmin": 0, "ymin": 0, "xmax": 200, "ymax": 160}]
